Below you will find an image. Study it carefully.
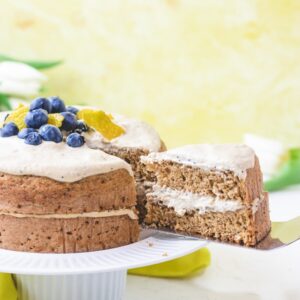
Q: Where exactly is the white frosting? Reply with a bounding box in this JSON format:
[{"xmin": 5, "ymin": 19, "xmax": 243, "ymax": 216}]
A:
[
  {"xmin": 142, "ymin": 144, "xmax": 255, "ymax": 179},
  {"xmin": 2, "ymin": 208, "xmax": 138, "ymax": 220},
  {"xmin": 149, "ymin": 185, "xmax": 244, "ymax": 216},
  {"xmin": 2, "ymin": 108, "xmax": 162, "ymax": 152},
  {"xmin": 83, "ymin": 113, "xmax": 162, "ymax": 152},
  {"xmin": 0, "ymin": 136, "xmax": 132, "ymax": 182}
]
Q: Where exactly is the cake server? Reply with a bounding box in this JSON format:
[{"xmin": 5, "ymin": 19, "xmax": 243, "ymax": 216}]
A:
[{"xmin": 141, "ymin": 216, "xmax": 300, "ymax": 250}]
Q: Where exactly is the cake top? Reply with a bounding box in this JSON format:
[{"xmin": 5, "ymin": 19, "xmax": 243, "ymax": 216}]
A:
[
  {"xmin": 0, "ymin": 97, "xmax": 140, "ymax": 182},
  {"xmin": 84, "ymin": 113, "xmax": 162, "ymax": 152},
  {"xmin": 0, "ymin": 100, "xmax": 162, "ymax": 153},
  {"xmin": 142, "ymin": 144, "xmax": 255, "ymax": 179},
  {"xmin": 0, "ymin": 97, "xmax": 125, "ymax": 147},
  {"xmin": 0, "ymin": 136, "xmax": 132, "ymax": 182}
]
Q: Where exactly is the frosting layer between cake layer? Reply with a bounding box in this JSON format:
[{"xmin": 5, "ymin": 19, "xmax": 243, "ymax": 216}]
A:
[
  {"xmin": 1, "ymin": 208, "xmax": 138, "ymax": 220},
  {"xmin": 148, "ymin": 185, "xmax": 245, "ymax": 216},
  {"xmin": 142, "ymin": 144, "xmax": 255, "ymax": 179},
  {"xmin": 0, "ymin": 136, "xmax": 133, "ymax": 182}
]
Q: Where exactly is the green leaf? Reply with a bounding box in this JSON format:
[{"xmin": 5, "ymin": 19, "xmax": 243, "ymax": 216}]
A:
[
  {"xmin": 0, "ymin": 94, "xmax": 12, "ymax": 111},
  {"xmin": 264, "ymin": 148, "xmax": 300, "ymax": 191},
  {"xmin": 0, "ymin": 54, "xmax": 62, "ymax": 70}
]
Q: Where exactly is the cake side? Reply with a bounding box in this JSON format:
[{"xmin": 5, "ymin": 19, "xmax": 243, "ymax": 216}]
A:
[
  {"xmin": 0, "ymin": 169, "xmax": 136, "ymax": 214},
  {"xmin": 0, "ymin": 169, "xmax": 140, "ymax": 253},
  {"xmin": 0, "ymin": 214, "xmax": 139, "ymax": 253}
]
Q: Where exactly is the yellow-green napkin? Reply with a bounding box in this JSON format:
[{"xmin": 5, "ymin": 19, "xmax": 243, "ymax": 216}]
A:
[
  {"xmin": 0, "ymin": 274, "xmax": 17, "ymax": 300},
  {"xmin": 128, "ymin": 248, "xmax": 210, "ymax": 278}
]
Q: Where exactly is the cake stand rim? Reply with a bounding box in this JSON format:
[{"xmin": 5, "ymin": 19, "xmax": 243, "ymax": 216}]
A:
[{"xmin": 0, "ymin": 235, "xmax": 208, "ymax": 275}]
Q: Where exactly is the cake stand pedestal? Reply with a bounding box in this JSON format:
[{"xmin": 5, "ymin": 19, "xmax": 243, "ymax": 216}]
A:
[
  {"xmin": 0, "ymin": 230, "xmax": 207, "ymax": 300},
  {"xmin": 13, "ymin": 271, "xmax": 127, "ymax": 300}
]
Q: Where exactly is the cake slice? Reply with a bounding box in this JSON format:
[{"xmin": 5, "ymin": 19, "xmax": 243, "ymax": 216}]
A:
[{"xmin": 141, "ymin": 144, "xmax": 271, "ymax": 246}]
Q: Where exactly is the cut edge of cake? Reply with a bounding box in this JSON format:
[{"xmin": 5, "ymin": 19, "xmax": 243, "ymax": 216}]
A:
[{"xmin": 85, "ymin": 138, "xmax": 167, "ymax": 223}]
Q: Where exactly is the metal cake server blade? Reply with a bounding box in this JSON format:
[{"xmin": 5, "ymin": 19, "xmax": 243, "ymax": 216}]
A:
[
  {"xmin": 256, "ymin": 216, "xmax": 300, "ymax": 250},
  {"xmin": 141, "ymin": 216, "xmax": 300, "ymax": 250}
]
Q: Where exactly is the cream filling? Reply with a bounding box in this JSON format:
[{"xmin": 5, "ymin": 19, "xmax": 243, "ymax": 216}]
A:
[
  {"xmin": 149, "ymin": 185, "xmax": 262, "ymax": 216},
  {"xmin": 1, "ymin": 208, "xmax": 138, "ymax": 220}
]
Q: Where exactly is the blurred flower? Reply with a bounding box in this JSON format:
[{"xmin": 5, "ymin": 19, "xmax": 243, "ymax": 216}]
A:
[
  {"xmin": 0, "ymin": 55, "xmax": 61, "ymax": 111},
  {"xmin": 244, "ymin": 133, "xmax": 286, "ymax": 179},
  {"xmin": 0, "ymin": 61, "xmax": 46, "ymax": 97},
  {"xmin": 244, "ymin": 133, "xmax": 300, "ymax": 192}
]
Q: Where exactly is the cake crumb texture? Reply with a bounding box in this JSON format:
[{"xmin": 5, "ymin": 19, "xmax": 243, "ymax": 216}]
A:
[
  {"xmin": 144, "ymin": 156, "xmax": 263, "ymax": 204},
  {"xmin": 99, "ymin": 141, "xmax": 166, "ymax": 223},
  {"xmin": 0, "ymin": 169, "xmax": 136, "ymax": 214}
]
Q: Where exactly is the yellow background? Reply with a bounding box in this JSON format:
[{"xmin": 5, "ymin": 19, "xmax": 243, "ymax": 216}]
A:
[{"xmin": 1, "ymin": 0, "xmax": 300, "ymax": 148}]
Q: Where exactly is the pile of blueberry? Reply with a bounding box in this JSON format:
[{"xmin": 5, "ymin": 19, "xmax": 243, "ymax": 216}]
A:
[{"xmin": 0, "ymin": 97, "xmax": 87, "ymax": 147}]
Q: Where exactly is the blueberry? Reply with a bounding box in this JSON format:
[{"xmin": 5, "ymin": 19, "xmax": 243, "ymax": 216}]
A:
[
  {"xmin": 76, "ymin": 121, "xmax": 88, "ymax": 133},
  {"xmin": 18, "ymin": 128, "xmax": 36, "ymax": 139},
  {"xmin": 30, "ymin": 97, "xmax": 52, "ymax": 113},
  {"xmin": 25, "ymin": 109, "xmax": 48, "ymax": 129},
  {"xmin": 66, "ymin": 133, "xmax": 85, "ymax": 147},
  {"xmin": 0, "ymin": 122, "xmax": 19, "ymax": 137},
  {"xmin": 49, "ymin": 96, "xmax": 66, "ymax": 113},
  {"xmin": 61, "ymin": 112, "xmax": 77, "ymax": 131},
  {"xmin": 24, "ymin": 132, "xmax": 42, "ymax": 146},
  {"xmin": 66, "ymin": 106, "xmax": 79, "ymax": 115},
  {"xmin": 39, "ymin": 125, "xmax": 63, "ymax": 143}
]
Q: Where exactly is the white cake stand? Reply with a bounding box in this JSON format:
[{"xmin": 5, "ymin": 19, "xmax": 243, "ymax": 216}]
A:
[{"xmin": 0, "ymin": 230, "xmax": 207, "ymax": 300}]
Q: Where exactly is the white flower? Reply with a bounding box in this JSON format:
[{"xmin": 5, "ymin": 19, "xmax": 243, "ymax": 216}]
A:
[
  {"xmin": 0, "ymin": 61, "xmax": 46, "ymax": 97},
  {"xmin": 244, "ymin": 133, "xmax": 285, "ymax": 178}
]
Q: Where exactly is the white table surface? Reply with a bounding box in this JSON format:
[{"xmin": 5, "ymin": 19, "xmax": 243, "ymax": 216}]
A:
[{"xmin": 126, "ymin": 187, "xmax": 300, "ymax": 300}]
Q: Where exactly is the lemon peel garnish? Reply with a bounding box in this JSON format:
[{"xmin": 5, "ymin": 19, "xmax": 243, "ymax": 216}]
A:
[
  {"xmin": 4, "ymin": 104, "xmax": 29, "ymax": 130},
  {"xmin": 48, "ymin": 113, "xmax": 64, "ymax": 127},
  {"xmin": 77, "ymin": 109, "xmax": 125, "ymax": 140}
]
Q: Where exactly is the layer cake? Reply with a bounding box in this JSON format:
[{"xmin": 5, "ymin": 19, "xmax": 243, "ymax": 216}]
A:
[{"xmin": 0, "ymin": 98, "xmax": 140, "ymax": 253}]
